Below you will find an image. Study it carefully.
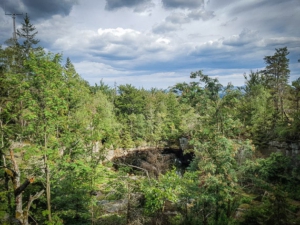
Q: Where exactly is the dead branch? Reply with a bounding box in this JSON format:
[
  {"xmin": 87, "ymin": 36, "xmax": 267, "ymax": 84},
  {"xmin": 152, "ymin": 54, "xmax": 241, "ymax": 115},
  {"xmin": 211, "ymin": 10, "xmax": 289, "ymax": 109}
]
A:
[
  {"xmin": 27, "ymin": 190, "xmax": 45, "ymax": 212},
  {"xmin": 14, "ymin": 178, "xmax": 34, "ymax": 197},
  {"xmin": 113, "ymin": 162, "xmax": 151, "ymax": 184}
]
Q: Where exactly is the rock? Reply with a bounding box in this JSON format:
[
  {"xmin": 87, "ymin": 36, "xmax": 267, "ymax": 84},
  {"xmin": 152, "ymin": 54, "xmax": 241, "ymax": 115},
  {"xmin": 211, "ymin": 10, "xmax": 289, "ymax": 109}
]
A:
[
  {"xmin": 130, "ymin": 192, "xmax": 145, "ymax": 207},
  {"xmin": 90, "ymin": 190, "xmax": 105, "ymax": 198},
  {"xmin": 96, "ymin": 192, "xmax": 145, "ymax": 215},
  {"xmin": 97, "ymin": 199, "xmax": 128, "ymax": 213},
  {"xmin": 1, "ymin": 216, "xmax": 22, "ymax": 225},
  {"xmin": 235, "ymin": 204, "xmax": 250, "ymax": 219},
  {"xmin": 266, "ymin": 141, "xmax": 300, "ymax": 158}
]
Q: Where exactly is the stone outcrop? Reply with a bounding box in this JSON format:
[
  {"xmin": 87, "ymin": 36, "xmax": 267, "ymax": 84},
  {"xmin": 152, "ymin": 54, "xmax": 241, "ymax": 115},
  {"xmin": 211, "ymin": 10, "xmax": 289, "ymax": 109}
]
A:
[
  {"xmin": 111, "ymin": 148, "xmax": 177, "ymax": 177},
  {"xmin": 264, "ymin": 141, "xmax": 300, "ymax": 158}
]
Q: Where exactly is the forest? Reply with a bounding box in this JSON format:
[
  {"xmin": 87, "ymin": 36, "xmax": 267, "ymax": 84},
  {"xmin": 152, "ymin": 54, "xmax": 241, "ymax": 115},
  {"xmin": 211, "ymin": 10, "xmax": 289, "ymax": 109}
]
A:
[{"xmin": 1, "ymin": 14, "xmax": 300, "ymax": 225}]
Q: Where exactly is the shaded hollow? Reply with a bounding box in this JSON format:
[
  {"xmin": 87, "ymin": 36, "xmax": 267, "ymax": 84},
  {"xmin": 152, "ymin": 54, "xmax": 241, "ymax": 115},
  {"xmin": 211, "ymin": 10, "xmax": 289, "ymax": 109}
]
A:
[{"xmin": 112, "ymin": 148, "xmax": 193, "ymax": 177}]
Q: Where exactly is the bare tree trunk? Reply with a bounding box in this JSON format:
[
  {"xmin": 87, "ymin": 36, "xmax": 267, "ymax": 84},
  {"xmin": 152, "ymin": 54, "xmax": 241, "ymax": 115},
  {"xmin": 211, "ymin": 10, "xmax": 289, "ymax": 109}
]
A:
[
  {"xmin": 126, "ymin": 182, "xmax": 131, "ymax": 225},
  {"xmin": 4, "ymin": 171, "xmax": 13, "ymax": 215},
  {"xmin": 0, "ymin": 119, "xmax": 12, "ymax": 212},
  {"xmin": 7, "ymin": 150, "xmax": 32, "ymax": 224},
  {"xmin": 44, "ymin": 130, "xmax": 52, "ymax": 222},
  {"xmin": 23, "ymin": 190, "xmax": 45, "ymax": 225},
  {"xmin": 202, "ymin": 202, "xmax": 208, "ymax": 225},
  {"xmin": 0, "ymin": 108, "xmax": 4, "ymax": 149},
  {"xmin": 9, "ymin": 149, "xmax": 24, "ymax": 223}
]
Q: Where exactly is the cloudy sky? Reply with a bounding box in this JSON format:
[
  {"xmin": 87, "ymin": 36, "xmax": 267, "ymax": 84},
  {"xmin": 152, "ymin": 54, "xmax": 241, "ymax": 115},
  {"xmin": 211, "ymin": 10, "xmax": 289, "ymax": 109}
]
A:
[{"xmin": 1, "ymin": 0, "xmax": 299, "ymax": 89}]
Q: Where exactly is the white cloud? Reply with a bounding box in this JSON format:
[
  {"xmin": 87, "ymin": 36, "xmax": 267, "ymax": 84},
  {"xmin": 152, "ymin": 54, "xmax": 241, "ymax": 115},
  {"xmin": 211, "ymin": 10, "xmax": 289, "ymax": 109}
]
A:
[
  {"xmin": 1, "ymin": 0, "xmax": 299, "ymax": 89},
  {"xmin": 188, "ymin": 9, "xmax": 215, "ymax": 21},
  {"xmin": 98, "ymin": 27, "xmax": 140, "ymax": 36},
  {"xmin": 74, "ymin": 60, "xmax": 190, "ymax": 89},
  {"xmin": 223, "ymin": 29, "xmax": 260, "ymax": 47},
  {"xmin": 166, "ymin": 12, "xmax": 190, "ymax": 24},
  {"xmin": 152, "ymin": 21, "xmax": 180, "ymax": 33},
  {"xmin": 156, "ymin": 37, "xmax": 170, "ymax": 44},
  {"xmin": 262, "ymin": 37, "xmax": 300, "ymax": 49}
]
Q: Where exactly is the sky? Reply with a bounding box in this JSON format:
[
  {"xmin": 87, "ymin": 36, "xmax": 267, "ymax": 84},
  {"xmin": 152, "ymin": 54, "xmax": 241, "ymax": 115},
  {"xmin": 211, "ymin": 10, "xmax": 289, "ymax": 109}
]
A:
[{"xmin": 0, "ymin": 0, "xmax": 300, "ymax": 89}]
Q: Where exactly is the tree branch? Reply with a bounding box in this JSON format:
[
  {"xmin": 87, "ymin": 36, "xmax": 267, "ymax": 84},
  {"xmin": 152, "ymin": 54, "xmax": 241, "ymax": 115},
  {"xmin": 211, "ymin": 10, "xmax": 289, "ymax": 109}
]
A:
[
  {"xmin": 113, "ymin": 162, "xmax": 151, "ymax": 183},
  {"xmin": 4, "ymin": 167, "xmax": 18, "ymax": 178},
  {"xmin": 14, "ymin": 177, "xmax": 34, "ymax": 197},
  {"xmin": 27, "ymin": 190, "xmax": 45, "ymax": 211},
  {"xmin": 23, "ymin": 190, "xmax": 45, "ymax": 224}
]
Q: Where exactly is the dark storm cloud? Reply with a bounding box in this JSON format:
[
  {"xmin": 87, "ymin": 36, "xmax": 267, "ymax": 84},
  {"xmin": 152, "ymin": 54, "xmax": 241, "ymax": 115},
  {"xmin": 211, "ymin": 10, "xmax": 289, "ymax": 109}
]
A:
[
  {"xmin": 162, "ymin": 0, "xmax": 204, "ymax": 9},
  {"xmin": 0, "ymin": 0, "xmax": 78, "ymax": 20},
  {"xmin": 105, "ymin": 0, "xmax": 153, "ymax": 11}
]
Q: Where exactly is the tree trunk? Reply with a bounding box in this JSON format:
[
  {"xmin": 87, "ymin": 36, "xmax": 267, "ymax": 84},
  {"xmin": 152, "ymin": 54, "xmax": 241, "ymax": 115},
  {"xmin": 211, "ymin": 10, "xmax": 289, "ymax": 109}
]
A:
[
  {"xmin": 4, "ymin": 171, "xmax": 13, "ymax": 215},
  {"xmin": 202, "ymin": 202, "xmax": 208, "ymax": 225},
  {"xmin": 214, "ymin": 172, "xmax": 220, "ymax": 223},
  {"xmin": 44, "ymin": 130, "xmax": 52, "ymax": 222},
  {"xmin": 23, "ymin": 190, "xmax": 45, "ymax": 225},
  {"xmin": 126, "ymin": 182, "xmax": 131, "ymax": 225},
  {"xmin": 8, "ymin": 149, "xmax": 24, "ymax": 223}
]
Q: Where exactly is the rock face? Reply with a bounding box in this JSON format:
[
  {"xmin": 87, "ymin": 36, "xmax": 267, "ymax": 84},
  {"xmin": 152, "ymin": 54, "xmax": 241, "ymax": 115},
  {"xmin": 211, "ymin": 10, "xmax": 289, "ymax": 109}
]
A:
[
  {"xmin": 105, "ymin": 147, "xmax": 163, "ymax": 162},
  {"xmin": 265, "ymin": 141, "xmax": 300, "ymax": 158},
  {"xmin": 258, "ymin": 141, "xmax": 300, "ymax": 165},
  {"xmin": 112, "ymin": 148, "xmax": 177, "ymax": 177},
  {"xmin": 97, "ymin": 199, "xmax": 128, "ymax": 213},
  {"xmin": 97, "ymin": 193, "xmax": 144, "ymax": 214},
  {"xmin": 110, "ymin": 147, "xmax": 193, "ymax": 177},
  {"xmin": 0, "ymin": 215, "xmax": 22, "ymax": 225}
]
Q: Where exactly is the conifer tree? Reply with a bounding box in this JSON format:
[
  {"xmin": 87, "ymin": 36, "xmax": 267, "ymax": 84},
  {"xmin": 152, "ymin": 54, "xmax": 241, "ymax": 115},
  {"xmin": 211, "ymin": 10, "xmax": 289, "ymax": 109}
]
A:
[
  {"xmin": 263, "ymin": 47, "xmax": 290, "ymax": 121},
  {"xmin": 17, "ymin": 13, "xmax": 40, "ymax": 57}
]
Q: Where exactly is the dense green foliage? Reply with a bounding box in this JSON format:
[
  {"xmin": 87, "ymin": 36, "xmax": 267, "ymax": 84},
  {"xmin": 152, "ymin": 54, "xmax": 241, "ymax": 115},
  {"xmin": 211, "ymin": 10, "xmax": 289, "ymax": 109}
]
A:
[{"xmin": 1, "ymin": 15, "xmax": 300, "ymax": 225}]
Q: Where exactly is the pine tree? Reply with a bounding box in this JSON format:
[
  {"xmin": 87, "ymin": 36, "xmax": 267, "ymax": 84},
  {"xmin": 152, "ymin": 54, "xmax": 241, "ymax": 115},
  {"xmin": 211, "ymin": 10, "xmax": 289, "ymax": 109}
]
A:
[
  {"xmin": 17, "ymin": 13, "xmax": 40, "ymax": 57},
  {"xmin": 263, "ymin": 47, "xmax": 290, "ymax": 121}
]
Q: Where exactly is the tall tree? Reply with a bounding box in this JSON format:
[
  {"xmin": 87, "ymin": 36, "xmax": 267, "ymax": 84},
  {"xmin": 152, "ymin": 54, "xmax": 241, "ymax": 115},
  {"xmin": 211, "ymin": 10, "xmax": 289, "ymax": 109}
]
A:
[
  {"xmin": 188, "ymin": 135, "xmax": 240, "ymax": 224},
  {"xmin": 24, "ymin": 52, "xmax": 67, "ymax": 222},
  {"xmin": 263, "ymin": 47, "xmax": 290, "ymax": 121},
  {"xmin": 243, "ymin": 70, "xmax": 266, "ymax": 95},
  {"xmin": 286, "ymin": 78, "xmax": 300, "ymax": 139},
  {"xmin": 115, "ymin": 84, "xmax": 146, "ymax": 116},
  {"xmin": 17, "ymin": 13, "xmax": 40, "ymax": 57},
  {"xmin": 291, "ymin": 78, "xmax": 300, "ymax": 115}
]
